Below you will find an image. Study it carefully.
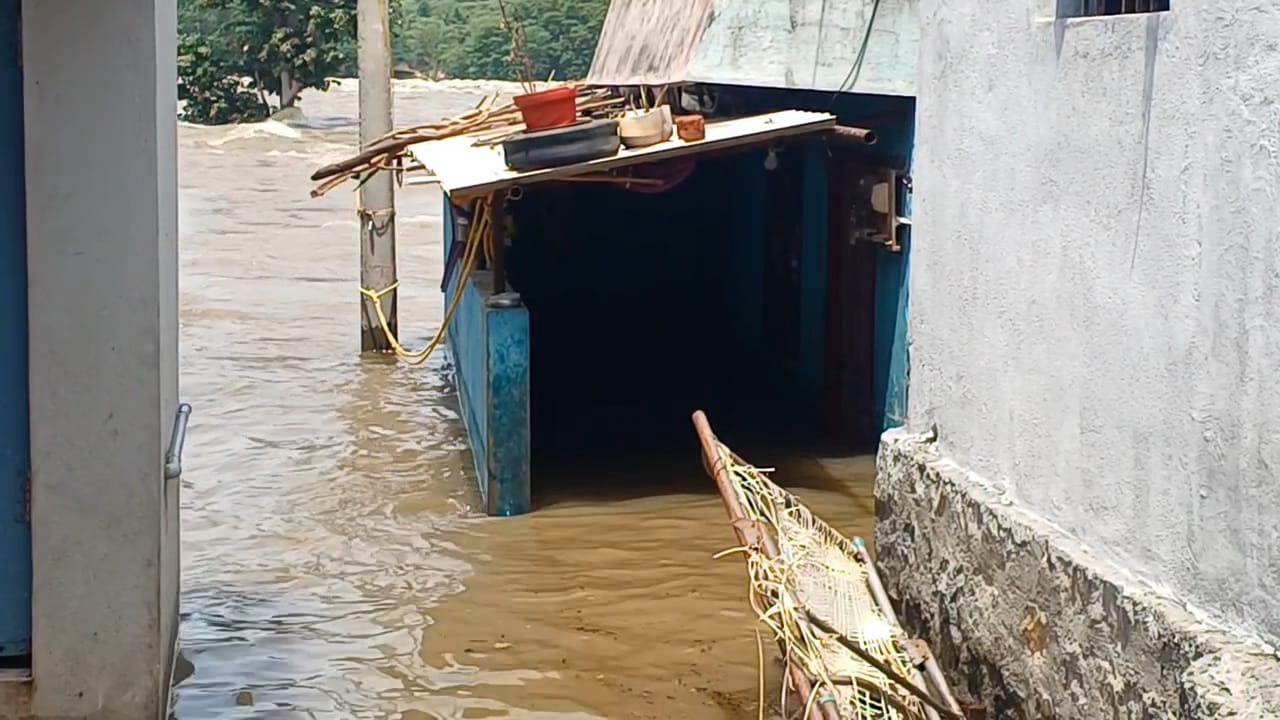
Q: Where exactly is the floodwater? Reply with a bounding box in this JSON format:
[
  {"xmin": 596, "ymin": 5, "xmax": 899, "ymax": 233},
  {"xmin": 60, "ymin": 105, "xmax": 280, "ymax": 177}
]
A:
[{"xmin": 174, "ymin": 79, "xmax": 878, "ymax": 719}]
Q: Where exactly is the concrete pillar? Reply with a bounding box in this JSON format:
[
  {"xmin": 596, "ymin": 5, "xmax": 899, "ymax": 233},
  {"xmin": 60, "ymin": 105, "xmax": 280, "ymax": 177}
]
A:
[
  {"xmin": 20, "ymin": 0, "xmax": 179, "ymax": 717},
  {"xmin": 357, "ymin": 0, "xmax": 398, "ymax": 353}
]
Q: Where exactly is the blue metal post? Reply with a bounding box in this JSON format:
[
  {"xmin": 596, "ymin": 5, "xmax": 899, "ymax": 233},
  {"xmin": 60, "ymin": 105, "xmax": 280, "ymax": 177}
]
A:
[
  {"xmin": 799, "ymin": 141, "xmax": 829, "ymax": 409},
  {"xmin": 484, "ymin": 298, "xmax": 530, "ymax": 516},
  {"xmin": 873, "ymin": 109, "xmax": 915, "ymax": 431},
  {"xmin": 0, "ymin": 0, "xmax": 31, "ymax": 659},
  {"xmin": 444, "ymin": 197, "xmax": 530, "ymax": 515},
  {"xmin": 874, "ymin": 239, "xmax": 910, "ymax": 429},
  {"xmin": 442, "ymin": 195, "xmax": 455, "ymax": 263}
]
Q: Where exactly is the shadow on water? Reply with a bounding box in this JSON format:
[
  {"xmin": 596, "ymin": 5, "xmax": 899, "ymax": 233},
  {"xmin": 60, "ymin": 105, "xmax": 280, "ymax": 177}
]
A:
[
  {"xmin": 527, "ymin": 323, "xmax": 871, "ymax": 510},
  {"xmin": 532, "ymin": 406, "xmax": 871, "ymax": 511}
]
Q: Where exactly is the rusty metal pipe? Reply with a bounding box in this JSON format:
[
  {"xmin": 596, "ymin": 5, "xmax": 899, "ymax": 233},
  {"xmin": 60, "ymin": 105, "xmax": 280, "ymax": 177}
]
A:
[
  {"xmin": 829, "ymin": 125, "xmax": 878, "ymax": 145},
  {"xmin": 853, "ymin": 538, "xmax": 946, "ymax": 720},
  {"xmin": 805, "ymin": 611, "xmax": 962, "ymax": 720},
  {"xmin": 692, "ymin": 410, "xmax": 749, "ymax": 523},
  {"xmin": 923, "ymin": 655, "xmax": 964, "ymax": 717},
  {"xmin": 490, "ymin": 192, "xmax": 508, "ymax": 293}
]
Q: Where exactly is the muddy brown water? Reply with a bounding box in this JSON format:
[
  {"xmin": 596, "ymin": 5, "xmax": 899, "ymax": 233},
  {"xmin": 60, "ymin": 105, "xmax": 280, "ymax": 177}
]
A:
[{"xmin": 174, "ymin": 79, "xmax": 878, "ymax": 719}]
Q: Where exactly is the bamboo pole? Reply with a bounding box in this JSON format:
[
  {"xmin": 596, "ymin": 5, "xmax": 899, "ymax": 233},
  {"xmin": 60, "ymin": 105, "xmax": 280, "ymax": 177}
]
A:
[{"xmin": 311, "ymin": 89, "xmax": 626, "ymax": 189}]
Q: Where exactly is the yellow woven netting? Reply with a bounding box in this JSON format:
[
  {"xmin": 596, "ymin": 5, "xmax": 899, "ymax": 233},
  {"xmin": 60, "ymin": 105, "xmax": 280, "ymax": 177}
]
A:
[{"xmin": 716, "ymin": 445, "xmax": 928, "ymax": 720}]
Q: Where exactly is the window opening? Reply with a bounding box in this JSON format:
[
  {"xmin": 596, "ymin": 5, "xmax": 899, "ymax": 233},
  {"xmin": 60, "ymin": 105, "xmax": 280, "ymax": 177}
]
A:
[{"xmin": 1060, "ymin": 0, "xmax": 1169, "ymax": 17}]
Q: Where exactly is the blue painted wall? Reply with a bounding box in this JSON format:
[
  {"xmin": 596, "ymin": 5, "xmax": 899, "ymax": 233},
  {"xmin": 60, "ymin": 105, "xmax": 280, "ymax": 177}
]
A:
[
  {"xmin": 810, "ymin": 92, "xmax": 916, "ymax": 432},
  {"xmin": 0, "ymin": 0, "xmax": 31, "ymax": 658},
  {"xmin": 443, "ymin": 198, "xmax": 531, "ymax": 515},
  {"xmin": 443, "ymin": 201, "xmax": 490, "ymax": 502},
  {"xmin": 852, "ymin": 99, "xmax": 913, "ymax": 431},
  {"xmin": 874, "ymin": 236, "xmax": 910, "ymax": 430},
  {"xmin": 711, "ymin": 85, "xmax": 915, "ymax": 432},
  {"xmin": 448, "ymin": 274, "xmax": 489, "ymax": 499}
]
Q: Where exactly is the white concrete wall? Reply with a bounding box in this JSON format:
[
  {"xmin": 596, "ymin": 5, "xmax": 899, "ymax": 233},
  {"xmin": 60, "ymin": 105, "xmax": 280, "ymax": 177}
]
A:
[
  {"xmin": 588, "ymin": 0, "xmax": 919, "ymax": 96},
  {"xmin": 910, "ymin": 0, "xmax": 1280, "ymax": 643},
  {"xmin": 692, "ymin": 0, "xmax": 918, "ymax": 96},
  {"xmin": 21, "ymin": 0, "xmax": 180, "ymax": 717}
]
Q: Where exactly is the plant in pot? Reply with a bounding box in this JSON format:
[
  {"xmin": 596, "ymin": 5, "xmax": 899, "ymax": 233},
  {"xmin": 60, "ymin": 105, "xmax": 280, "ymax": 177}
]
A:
[
  {"xmin": 618, "ymin": 87, "xmax": 672, "ymax": 149},
  {"xmin": 498, "ymin": 0, "xmax": 577, "ymax": 132}
]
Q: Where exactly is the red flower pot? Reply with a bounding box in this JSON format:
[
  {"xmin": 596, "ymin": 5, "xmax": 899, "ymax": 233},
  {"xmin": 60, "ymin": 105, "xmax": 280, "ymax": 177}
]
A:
[{"xmin": 513, "ymin": 86, "xmax": 578, "ymax": 132}]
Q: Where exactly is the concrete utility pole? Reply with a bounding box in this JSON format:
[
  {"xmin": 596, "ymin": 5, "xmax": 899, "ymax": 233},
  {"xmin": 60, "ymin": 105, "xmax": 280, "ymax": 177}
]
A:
[{"xmin": 357, "ymin": 0, "xmax": 398, "ymax": 354}]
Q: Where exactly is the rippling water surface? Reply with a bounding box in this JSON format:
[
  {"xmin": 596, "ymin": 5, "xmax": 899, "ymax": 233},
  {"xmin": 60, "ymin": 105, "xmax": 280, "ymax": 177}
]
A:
[{"xmin": 174, "ymin": 79, "xmax": 877, "ymax": 719}]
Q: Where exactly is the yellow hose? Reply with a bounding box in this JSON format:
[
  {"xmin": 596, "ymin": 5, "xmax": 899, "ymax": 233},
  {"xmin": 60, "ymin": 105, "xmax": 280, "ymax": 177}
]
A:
[{"xmin": 359, "ymin": 197, "xmax": 491, "ymax": 365}]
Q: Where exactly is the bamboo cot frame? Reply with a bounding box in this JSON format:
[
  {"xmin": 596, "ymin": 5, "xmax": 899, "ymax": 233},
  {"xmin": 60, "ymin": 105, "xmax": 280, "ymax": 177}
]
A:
[{"xmin": 692, "ymin": 410, "xmax": 963, "ymax": 720}]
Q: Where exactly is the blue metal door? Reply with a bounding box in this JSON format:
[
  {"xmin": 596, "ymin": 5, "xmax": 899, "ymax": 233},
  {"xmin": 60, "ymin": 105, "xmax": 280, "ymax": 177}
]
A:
[{"xmin": 0, "ymin": 0, "xmax": 31, "ymax": 659}]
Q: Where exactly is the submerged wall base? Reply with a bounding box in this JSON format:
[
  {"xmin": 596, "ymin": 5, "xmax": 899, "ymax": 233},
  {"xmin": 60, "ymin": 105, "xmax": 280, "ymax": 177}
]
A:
[
  {"xmin": 446, "ymin": 266, "xmax": 530, "ymax": 517},
  {"xmin": 875, "ymin": 429, "xmax": 1280, "ymax": 719}
]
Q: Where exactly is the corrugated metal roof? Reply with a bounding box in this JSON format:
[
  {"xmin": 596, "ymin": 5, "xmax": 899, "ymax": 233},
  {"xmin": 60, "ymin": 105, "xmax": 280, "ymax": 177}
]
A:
[
  {"xmin": 586, "ymin": 0, "xmax": 716, "ymax": 88},
  {"xmin": 587, "ymin": 0, "xmax": 918, "ymax": 97}
]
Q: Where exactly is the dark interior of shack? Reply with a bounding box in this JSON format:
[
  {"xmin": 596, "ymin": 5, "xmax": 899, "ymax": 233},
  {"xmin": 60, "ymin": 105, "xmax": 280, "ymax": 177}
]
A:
[{"xmin": 502, "ymin": 144, "xmax": 888, "ymax": 502}]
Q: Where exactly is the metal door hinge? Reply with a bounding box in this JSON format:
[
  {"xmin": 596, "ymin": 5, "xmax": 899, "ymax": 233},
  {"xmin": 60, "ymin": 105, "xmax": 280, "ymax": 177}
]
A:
[
  {"xmin": 165, "ymin": 403, "xmax": 192, "ymax": 482},
  {"xmin": 870, "ymin": 170, "xmax": 910, "ymax": 252},
  {"xmin": 19, "ymin": 472, "xmax": 29, "ymax": 525}
]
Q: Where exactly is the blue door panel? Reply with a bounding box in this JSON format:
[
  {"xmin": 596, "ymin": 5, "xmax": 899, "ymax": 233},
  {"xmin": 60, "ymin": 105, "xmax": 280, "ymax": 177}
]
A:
[{"xmin": 0, "ymin": 0, "xmax": 31, "ymax": 659}]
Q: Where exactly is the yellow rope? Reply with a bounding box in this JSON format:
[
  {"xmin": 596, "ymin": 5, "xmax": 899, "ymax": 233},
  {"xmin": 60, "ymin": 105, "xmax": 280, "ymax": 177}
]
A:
[
  {"xmin": 756, "ymin": 628, "xmax": 767, "ymax": 720},
  {"xmin": 483, "ymin": 212, "xmax": 495, "ymax": 267},
  {"xmin": 359, "ymin": 198, "xmax": 491, "ymax": 365}
]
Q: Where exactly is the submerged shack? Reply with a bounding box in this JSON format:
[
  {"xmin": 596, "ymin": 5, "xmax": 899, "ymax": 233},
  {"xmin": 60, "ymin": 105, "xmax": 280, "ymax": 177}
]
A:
[
  {"xmin": 316, "ymin": 0, "xmax": 920, "ymax": 516},
  {"xmin": 427, "ymin": 0, "xmax": 915, "ymax": 515}
]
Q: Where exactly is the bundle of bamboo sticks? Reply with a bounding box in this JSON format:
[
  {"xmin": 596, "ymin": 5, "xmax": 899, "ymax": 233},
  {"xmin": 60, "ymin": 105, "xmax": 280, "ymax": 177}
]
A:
[{"xmin": 309, "ymin": 86, "xmax": 627, "ymax": 197}]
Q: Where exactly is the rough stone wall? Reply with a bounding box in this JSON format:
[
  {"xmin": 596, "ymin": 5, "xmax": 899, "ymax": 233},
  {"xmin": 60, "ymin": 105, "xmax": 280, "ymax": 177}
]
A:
[
  {"xmin": 876, "ymin": 429, "xmax": 1280, "ymax": 718},
  {"xmin": 909, "ymin": 0, "xmax": 1280, "ymax": 643}
]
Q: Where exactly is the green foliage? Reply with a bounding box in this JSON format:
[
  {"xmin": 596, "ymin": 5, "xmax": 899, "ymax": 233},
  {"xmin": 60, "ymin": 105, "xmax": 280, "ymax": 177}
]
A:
[
  {"xmin": 178, "ymin": 35, "xmax": 271, "ymax": 125},
  {"xmin": 178, "ymin": 0, "xmax": 357, "ymax": 125},
  {"xmin": 177, "ymin": 0, "xmax": 610, "ymax": 124},
  {"xmin": 392, "ymin": 0, "xmax": 608, "ymax": 81}
]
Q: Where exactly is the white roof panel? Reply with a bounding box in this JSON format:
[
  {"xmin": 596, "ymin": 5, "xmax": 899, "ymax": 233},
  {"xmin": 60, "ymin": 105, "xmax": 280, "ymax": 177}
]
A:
[{"xmin": 407, "ymin": 109, "xmax": 837, "ymax": 200}]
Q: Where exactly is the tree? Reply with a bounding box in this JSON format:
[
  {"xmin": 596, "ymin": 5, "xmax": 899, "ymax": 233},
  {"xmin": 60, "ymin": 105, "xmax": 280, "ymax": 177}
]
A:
[
  {"xmin": 178, "ymin": 36, "xmax": 271, "ymax": 125},
  {"xmin": 389, "ymin": 0, "xmax": 609, "ymax": 82},
  {"xmin": 176, "ymin": 0, "xmax": 613, "ymax": 124},
  {"xmin": 178, "ymin": 0, "xmax": 357, "ymax": 124}
]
